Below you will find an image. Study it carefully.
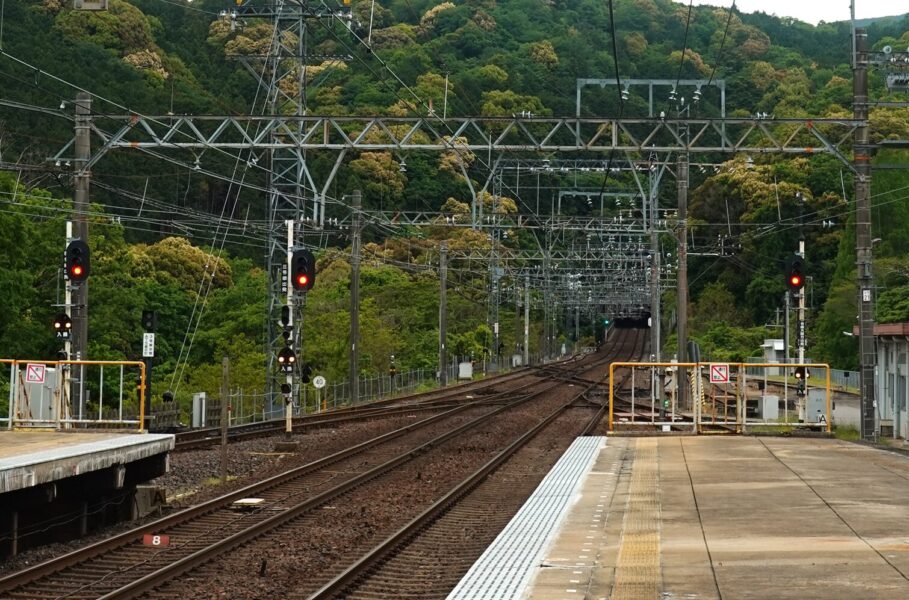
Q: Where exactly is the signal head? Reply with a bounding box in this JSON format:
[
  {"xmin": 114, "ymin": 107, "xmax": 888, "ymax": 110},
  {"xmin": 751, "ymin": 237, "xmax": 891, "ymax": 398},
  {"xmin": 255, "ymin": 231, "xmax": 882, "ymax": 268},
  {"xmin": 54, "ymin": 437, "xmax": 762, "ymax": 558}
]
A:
[
  {"xmin": 785, "ymin": 255, "xmax": 806, "ymax": 293},
  {"xmin": 291, "ymin": 249, "xmax": 316, "ymax": 292},
  {"xmin": 277, "ymin": 347, "xmax": 296, "ymax": 372},
  {"xmin": 65, "ymin": 240, "xmax": 91, "ymax": 284},
  {"xmin": 53, "ymin": 313, "xmax": 72, "ymax": 338}
]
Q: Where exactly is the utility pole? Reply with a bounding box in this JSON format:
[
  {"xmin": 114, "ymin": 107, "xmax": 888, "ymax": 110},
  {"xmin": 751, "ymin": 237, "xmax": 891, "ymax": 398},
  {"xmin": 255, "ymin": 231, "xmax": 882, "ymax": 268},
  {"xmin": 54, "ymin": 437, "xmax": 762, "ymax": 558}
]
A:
[
  {"xmin": 490, "ymin": 182, "xmax": 501, "ymax": 371},
  {"xmin": 438, "ymin": 241, "xmax": 448, "ymax": 386},
  {"xmin": 524, "ymin": 274, "xmax": 530, "ymax": 366},
  {"xmin": 574, "ymin": 301, "xmax": 579, "ymax": 346},
  {"xmin": 72, "ymin": 92, "xmax": 91, "ymax": 410},
  {"xmin": 349, "ymin": 190, "xmax": 362, "ymax": 406},
  {"xmin": 650, "ymin": 171, "xmax": 661, "ymax": 361},
  {"xmin": 797, "ymin": 193, "xmax": 807, "ymax": 421},
  {"xmin": 677, "ymin": 149, "xmax": 689, "ymax": 407},
  {"xmin": 854, "ymin": 28, "xmax": 877, "ymax": 440},
  {"xmin": 543, "ymin": 253, "xmax": 551, "ymax": 358},
  {"xmin": 220, "ymin": 356, "xmax": 229, "ymax": 484}
]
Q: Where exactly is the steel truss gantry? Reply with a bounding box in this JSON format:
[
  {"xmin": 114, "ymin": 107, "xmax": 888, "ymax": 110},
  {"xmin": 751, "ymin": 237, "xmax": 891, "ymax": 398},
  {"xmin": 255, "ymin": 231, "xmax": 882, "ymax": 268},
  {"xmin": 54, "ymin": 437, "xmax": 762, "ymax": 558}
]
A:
[
  {"xmin": 230, "ymin": 0, "xmax": 353, "ymax": 407},
  {"xmin": 54, "ymin": 112, "xmax": 862, "ymax": 375},
  {"xmin": 61, "ymin": 112, "xmax": 855, "ymax": 213},
  {"xmin": 69, "ymin": 114, "xmax": 860, "ymax": 169}
]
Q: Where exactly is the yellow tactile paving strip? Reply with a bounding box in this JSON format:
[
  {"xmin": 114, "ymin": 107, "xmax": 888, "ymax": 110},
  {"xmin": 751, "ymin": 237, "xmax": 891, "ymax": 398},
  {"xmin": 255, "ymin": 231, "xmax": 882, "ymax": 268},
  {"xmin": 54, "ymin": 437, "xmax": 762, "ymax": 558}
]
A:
[{"xmin": 611, "ymin": 437, "xmax": 660, "ymax": 600}]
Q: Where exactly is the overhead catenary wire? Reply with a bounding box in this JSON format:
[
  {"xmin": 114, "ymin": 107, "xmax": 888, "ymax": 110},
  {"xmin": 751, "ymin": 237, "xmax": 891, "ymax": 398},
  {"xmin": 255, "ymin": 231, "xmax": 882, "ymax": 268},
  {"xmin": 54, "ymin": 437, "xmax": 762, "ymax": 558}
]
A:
[
  {"xmin": 0, "ymin": 23, "xmax": 297, "ymax": 394},
  {"xmin": 592, "ymin": 0, "xmax": 627, "ymax": 202},
  {"xmin": 704, "ymin": 1, "xmax": 737, "ymax": 90},
  {"xmin": 167, "ymin": 20, "xmax": 287, "ymax": 397},
  {"xmin": 0, "ymin": 4, "xmax": 895, "ymax": 338},
  {"xmin": 669, "ymin": 0, "xmax": 695, "ymax": 116},
  {"xmin": 0, "ymin": 50, "xmax": 317, "ymax": 199}
]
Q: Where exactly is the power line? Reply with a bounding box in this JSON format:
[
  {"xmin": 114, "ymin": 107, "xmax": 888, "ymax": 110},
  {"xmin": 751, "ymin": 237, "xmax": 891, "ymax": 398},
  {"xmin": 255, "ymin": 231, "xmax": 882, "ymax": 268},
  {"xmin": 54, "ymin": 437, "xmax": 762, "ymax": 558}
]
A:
[{"xmin": 704, "ymin": 2, "xmax": 737, "ymax": 90}]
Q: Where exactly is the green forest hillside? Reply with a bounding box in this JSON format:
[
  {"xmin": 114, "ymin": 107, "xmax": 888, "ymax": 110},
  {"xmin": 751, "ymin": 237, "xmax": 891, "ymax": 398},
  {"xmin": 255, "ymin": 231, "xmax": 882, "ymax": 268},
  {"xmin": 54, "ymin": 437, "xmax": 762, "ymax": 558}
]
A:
[{"xmin": 1, "ymin": 0, "xmax": 909, "ymax": 410}]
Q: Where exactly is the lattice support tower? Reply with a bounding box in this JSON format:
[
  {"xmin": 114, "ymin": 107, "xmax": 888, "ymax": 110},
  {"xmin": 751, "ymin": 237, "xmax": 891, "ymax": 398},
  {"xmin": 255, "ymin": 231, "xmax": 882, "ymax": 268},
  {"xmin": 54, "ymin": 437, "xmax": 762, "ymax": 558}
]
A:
[{"xmin": 232, "ymin": 0, "xmax": 353, "ymax": 408}]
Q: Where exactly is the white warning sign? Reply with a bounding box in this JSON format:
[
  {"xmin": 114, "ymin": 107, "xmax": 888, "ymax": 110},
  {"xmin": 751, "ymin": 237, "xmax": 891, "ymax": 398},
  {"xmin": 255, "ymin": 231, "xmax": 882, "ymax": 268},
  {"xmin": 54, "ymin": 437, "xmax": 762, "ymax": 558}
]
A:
[
  {"xmin": 25, "ymin": 363, "xmax": 47, "ymax": 384},
  {"xmin": 709, "ymin": 364, "xmax": 730, "ymax": 384}
]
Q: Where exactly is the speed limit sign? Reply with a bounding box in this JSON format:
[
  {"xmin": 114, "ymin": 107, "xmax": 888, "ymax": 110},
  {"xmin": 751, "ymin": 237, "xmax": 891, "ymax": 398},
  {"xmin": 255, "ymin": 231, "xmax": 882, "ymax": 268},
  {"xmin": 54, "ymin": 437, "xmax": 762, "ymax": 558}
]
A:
[{"xmin": 312, "ymin": 375, "xmax": 326, "ymax": 389}]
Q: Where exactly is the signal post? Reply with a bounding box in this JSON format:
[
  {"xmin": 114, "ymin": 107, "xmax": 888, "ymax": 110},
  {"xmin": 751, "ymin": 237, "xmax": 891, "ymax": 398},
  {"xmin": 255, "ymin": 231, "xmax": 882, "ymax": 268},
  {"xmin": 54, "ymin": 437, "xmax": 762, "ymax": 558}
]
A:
[
  {"xmin": 277, "ymin": 220, "xmax": 316, "ymax": 451},
  {"xmin": 786, "ymin": 252, "xmax": 807, "ymax": 420}
]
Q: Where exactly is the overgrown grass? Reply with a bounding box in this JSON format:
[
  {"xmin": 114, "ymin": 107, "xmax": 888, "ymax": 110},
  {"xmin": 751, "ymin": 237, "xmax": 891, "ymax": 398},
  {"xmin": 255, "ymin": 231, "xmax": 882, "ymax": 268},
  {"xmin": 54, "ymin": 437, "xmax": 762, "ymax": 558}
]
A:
[
  {"xmin": 203, "ymin": 476, "xmax": 236, "ymax": 487},
  {"xmin": 746, "ymin": 425, "xmax": 795, "ymax": 435},
  {"xmin": 833, "ymin": 425, "xmax": 861, "ymax": 441}
]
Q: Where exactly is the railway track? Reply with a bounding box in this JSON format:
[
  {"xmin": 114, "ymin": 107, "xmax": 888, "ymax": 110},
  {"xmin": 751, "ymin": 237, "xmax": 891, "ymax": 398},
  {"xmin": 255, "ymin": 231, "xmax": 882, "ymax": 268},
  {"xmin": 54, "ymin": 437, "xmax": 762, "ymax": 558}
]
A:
[
  {"xmin": 0, "ymin": 333, "xmax": 641, "ymax": 599},
  {"xmin": 306, "ymin": 329, "xmax": 648, "ymax": 600}
]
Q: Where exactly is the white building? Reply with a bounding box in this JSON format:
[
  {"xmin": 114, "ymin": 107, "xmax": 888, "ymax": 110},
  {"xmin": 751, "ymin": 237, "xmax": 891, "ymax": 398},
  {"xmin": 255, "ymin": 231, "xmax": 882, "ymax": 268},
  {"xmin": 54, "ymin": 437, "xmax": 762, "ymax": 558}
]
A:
[{"xmin": 875, "ymin": 323, "xmax": 909, "ymax": 440}]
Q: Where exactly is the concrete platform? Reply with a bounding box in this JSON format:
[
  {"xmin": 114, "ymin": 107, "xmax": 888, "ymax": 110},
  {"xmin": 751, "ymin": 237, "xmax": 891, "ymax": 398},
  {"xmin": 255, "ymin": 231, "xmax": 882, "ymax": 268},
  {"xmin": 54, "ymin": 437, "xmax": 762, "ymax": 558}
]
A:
[
  {"xmin": 0, "ymin": 430, "xmax": 173, "ymax": 558},
  {"xmin": 0, "ymin": 430, "xmax": 173, "ymax": 493},
  {"xmin": 453, "ymin": 436, "xmax": 909, "ymax": 599}
]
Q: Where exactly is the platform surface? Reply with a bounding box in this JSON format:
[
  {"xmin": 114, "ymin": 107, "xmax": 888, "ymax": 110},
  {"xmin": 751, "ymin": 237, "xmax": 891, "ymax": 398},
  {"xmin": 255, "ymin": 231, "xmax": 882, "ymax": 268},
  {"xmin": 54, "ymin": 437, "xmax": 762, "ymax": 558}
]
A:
[
  {"xmin": 0, "ymin": 430, "xmax": 174, "ymax": 493},
  {"xmin": 453, "ymin": 435, "xmax": 909, "ymax": 599}
]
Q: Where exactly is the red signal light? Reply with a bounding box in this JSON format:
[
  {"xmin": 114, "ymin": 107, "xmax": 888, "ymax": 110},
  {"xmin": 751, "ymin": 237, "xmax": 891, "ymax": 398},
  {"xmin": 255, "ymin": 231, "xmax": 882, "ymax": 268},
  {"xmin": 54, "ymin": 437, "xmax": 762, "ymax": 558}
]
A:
[
  {"xmin": 785, "ymin": 255, "xmax": 805, "ymax": 294},
  {"xmin": 291, "ymin": 249, "xmax": 316, "ymax": 292},
  {"xmin": 65, "ymin": 239, "xmax": 90, "ymax": 283}
]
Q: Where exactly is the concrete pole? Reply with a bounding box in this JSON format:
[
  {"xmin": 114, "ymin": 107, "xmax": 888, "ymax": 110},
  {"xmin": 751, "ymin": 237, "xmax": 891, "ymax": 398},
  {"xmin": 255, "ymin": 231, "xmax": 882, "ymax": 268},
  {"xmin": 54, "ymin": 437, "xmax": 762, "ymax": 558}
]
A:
[
  {"xmin": 854, "ymin": 28, "xmax": 877, "ymax": 440},
  {"xmin": 524, "ymin": 275, "xmax": 530, "ymax": 366},
  {"xmin": 438, "ymin": 242, "xmax": 448, "ymax": 386},
  {"xmin": 677, "ymin": 150, "xmax": 689, "ymax": 407},
  {"xmin": 543, "ymin": 254, "xmax": 551, "ymax": 358},
  {"xmin": 72, "ymin": 93, "xmax": 91, "ymax": 409},
  {"xmin": 650, "ymin": 192, "xmax": 661, "ymax": 361},
  {"xmin": 574, "ymin": 304, "xmax": 579, "ymax": 345},
  {"xmin": 797, "ymin": 189, "xmax": 807, "ymax": 421},
  {"xmin": 220, "ymin": 356, "xmax": 229, "ymax": 484},
  {"xmin": 349, "ymin": 191, "xmax": 362, "ymax": 405},
  {"xmin": 798, "ymin": 235, "xmax": 807, "ymax": 422}
]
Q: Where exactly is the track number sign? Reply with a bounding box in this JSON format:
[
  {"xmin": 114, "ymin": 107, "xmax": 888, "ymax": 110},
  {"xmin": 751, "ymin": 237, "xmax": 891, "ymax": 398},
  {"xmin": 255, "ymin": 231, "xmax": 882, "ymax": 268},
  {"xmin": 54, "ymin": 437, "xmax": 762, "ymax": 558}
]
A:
[{"xmin": 142, "ymin": 534, "xmax": 170, "ymax": 547}]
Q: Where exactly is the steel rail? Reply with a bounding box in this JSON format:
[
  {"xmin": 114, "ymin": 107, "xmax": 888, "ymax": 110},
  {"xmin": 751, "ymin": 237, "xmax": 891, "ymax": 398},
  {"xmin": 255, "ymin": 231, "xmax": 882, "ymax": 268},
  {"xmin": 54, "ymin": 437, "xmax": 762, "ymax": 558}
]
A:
[
  {"xmin": 306, "ymin": 330, "xmax": 646, "ymax": 598},
  {"xmin": 93, "ymin": 351, "xmax": 615, "ymax": 600},
  {"xmin": 0, "ymin": 350, "xmax": 611, "ymax": 597}
]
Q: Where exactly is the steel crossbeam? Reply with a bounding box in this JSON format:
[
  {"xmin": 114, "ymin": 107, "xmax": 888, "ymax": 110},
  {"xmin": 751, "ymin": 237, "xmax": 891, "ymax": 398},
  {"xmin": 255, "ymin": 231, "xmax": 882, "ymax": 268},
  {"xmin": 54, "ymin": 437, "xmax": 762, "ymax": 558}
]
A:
[
  {"xmin": 333, "ymin": 210, "xmax": 672, "ymax": 234},
  {"xmin": 67, "ymin": 115, "xmax": 862, "ymax": 157}
]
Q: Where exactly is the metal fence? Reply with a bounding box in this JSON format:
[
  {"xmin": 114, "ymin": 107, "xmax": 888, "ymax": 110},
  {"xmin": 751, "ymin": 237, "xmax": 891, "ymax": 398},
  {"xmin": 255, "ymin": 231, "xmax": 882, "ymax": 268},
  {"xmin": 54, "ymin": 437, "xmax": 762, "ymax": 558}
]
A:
[
  {"xmin": 261, "ymin": 356, "xmax": 545, "ymax": 421},
  {"xmin": 148, "ymin": 353, "xmax": 551, "ymax": 427},
  {"xmin": 744, "ymin": 357, "xmax": 858, "ymax": 391}
]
